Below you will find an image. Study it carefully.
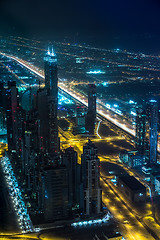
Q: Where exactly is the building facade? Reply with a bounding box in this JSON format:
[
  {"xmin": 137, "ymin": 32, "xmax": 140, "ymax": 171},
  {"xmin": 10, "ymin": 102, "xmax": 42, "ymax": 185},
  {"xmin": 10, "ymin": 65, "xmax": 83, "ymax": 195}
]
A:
[
  {"xmin": 85, "ymin": 84, "xmax": 97, "ymax": 135},
  {"xmin": 148, "ymin": 100, "xmax": 158, "ymax": 164},
  {"xmin": 43, "ymin": 166, "xmax": 69, "ymax": 222},
  {"xmin": 81, "ymin": 140, "xmax": 102, "ymax": 215}
]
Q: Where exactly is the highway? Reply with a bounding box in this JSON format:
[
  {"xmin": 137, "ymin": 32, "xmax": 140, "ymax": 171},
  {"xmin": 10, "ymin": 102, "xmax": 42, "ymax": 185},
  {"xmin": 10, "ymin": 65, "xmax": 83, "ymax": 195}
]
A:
[
  {"xmin": 58, "ymin": 116, "xmax": 160, "ymax": 240},
  {"xmin": 101, "ymin": 176, "xmax": 156, "ymax": 240},
  {"xmin": 0, "ymin": 52, "xmax": 136, "ymax": 138}
]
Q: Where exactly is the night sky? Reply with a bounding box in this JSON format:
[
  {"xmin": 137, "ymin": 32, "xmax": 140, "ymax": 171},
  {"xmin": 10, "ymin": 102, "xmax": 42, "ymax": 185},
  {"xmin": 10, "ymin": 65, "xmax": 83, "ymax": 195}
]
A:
[{"xmin": 0, "ymin": 0, "xmax": 160, "ymax": 52}]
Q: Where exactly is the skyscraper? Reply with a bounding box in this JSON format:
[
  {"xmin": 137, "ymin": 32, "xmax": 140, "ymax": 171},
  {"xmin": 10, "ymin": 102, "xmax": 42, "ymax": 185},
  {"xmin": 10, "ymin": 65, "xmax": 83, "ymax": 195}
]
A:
[
  {"xmin": 38, "ymin": 50, "xmax": 59, "ymax": 154},
  {"xmin": 6, "ymin": 81, "xmax": 18, "ymax": 152},
  {"xmin": 63, "ymin": 147, "xmax": 83, "ymax": 210},
  {"xmin": 37, "ymin": 88, "xmax": 50, "ymax": 154},
  {"xmin": 81, "ymin": 140, "xmax": 102, "ymax": 215},
  {"xmin": 85, "ymin": 84, "xmax": 97, "ymax": 135},
  {"xmin": 148, "ymin": 100, "xmax": 158, "ymax": 164},
  {"xmin": 44, "ymin": 49, "xmax": 58, "ymax": 94},
  {"xmin": 42, "ymin": 166, "xmax": 69, "ymax": 222},
  {"xmin": 0, "ymin": 82, "xmax": 6, "ymax": 131},
  {"xmin": 88, "ymin": 84, "xmax": 96, "ymax": 115},
  {"xmin": 136, "ymin": 108, "xmax": 148, "ymax": 155}
]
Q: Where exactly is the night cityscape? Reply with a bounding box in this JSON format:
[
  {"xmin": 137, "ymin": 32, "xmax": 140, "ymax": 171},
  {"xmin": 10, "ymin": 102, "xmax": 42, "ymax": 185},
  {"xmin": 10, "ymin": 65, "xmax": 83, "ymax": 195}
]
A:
[{"xmin": 0, "ymin": 1, "xmax": 160, "ymax": 240}]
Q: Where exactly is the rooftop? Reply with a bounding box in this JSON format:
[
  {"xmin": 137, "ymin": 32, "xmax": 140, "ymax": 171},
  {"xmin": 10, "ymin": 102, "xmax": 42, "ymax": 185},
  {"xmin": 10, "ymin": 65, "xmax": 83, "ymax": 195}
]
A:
[{"xmin": 118, "ymin": 175, "xmax": 146, "ymax": 191}]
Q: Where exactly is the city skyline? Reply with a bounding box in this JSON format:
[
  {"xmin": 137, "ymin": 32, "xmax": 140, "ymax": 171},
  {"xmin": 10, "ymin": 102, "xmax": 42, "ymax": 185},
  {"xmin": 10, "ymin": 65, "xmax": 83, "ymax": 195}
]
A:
[
  {"xmin": 0, "ymin": 41, "xmax": 160, "ymax": 239},
  {"xmin": 0, "ymin": 1, "xmax": 160, "ymax": 237}
]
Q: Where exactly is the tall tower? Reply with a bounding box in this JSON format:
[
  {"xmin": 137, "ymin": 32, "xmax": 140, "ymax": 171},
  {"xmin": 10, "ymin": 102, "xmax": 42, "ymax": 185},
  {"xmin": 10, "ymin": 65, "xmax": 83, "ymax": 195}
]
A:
[
  {"xmin": 148, "ymin": 100, "xmax": 158, "ymax": 165},
  {"xmin": 39, "ymin": 49, "xmax": 59, "ymax": 153},
  {"xmin": 136, "ymin": 108, "xmax": 148, "ymax": 155},
  {"xmin": 44, "ymin": 48, "xmax": 58, "ymax": 96},
  {"xmin": 81, "ymin": 140, "xmax": 102, "ymax": 215},
  {"xmin": 6, "ymin": 81, "xmax": 18, "ymax": 151},
  {"xmin": 63, "ymin": 147, "xmax": 83, "ymax": 209},
  {"xmin": 0, "ymin": 82, "xmax": 6, "ymax": 131},
  {"xmin": 88, "ymin": 84, "xmax": 96, "ymax": 115},
  {"xmin": 85, "ymin": 84, "xmax": 97, "ymax": 135},
  {"xmin": 43, "ymin": 166, "xmax": 69, "ymax": 222}
]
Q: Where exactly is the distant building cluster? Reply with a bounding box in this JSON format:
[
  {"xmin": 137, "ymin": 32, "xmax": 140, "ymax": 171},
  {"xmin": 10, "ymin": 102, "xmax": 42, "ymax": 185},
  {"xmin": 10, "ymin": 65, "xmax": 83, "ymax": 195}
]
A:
[
  {"xmin": 119, "ymin": 100, "xmax": 160, "ymax": 196},
  {"xmin": 120, "ymin": 100, "xmax": 158, "ymax": 168},
  {"xmin": 0, "ymin": 50, "xmax": 102, "ymax": 224}
]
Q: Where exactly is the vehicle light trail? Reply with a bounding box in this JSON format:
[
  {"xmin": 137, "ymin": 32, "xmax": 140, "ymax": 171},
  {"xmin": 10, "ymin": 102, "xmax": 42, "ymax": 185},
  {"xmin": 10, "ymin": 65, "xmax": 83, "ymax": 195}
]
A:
[
  {"xmin": 96, "ymin": 118, "xmax": 102, "ymax": 139},
  {"xmin": 0, "ymin": 52, "xmax": 136, "ymax": 135}
]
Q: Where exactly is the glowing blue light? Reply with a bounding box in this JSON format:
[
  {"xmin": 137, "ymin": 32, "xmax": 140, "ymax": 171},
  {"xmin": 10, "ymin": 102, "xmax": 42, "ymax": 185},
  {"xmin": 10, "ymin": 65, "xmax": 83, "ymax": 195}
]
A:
[
  {"xmin": 130, "ymin": 111, "xmax": 137, "ymax": 116},
  {"xmin": 139, "ymin": 193, "xmax": 143, "ymax": 196},
  {"xmin": 106, "ymin": 104, "xmax": 111, "ymax": 109},
  {"xmin": 58, "ymin": 93, "xmax": 73, "ymax": 105},
  {"xmin": 102, "ymin": 82, "xmax": 108, "ymax": 86},
  {"xmin": 71, "ymin": 215, "xmax": 111, "ymax": 228},
  {"xmin": 86, "ymin": 70, "xmax": 106, "ymax": 74},
  {"xmin": 129, "ymin": 100, "xmax": 134, "ymax": 104},
  {"xmin": 150, "ymin": 99, "xmax": 157, "ymax": 103},
  {"xmin": 115, "ymin": 109, "xmax": 122, "ymax": 115},
  {"xmin": 114, "ymin": 104, "xmax": 118, "ymax": 108}
]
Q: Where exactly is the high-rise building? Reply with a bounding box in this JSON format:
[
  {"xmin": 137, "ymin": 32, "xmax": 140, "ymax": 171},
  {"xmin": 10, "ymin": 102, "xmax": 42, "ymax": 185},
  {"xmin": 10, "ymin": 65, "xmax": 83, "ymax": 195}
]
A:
[
  {"xmin": 38, "ymin": 50, "xmax": 59, "ymax": 154},
  {"xmin": 74, "ymin": 105, "xmax": 86, "ymax": 134},
  {"xmin": 148, "ymin": 100, "xmax": 158, "ymax": 164},
  {"xmin": 88, "ymin": 84, "xmax": 96, "ymax": 115},
  {"xmin": 136, "ymin": 108, "xmax": 148, "ymax": 155},
  {"xmin": 81, "ymin": 140, "xmax": 102, "ymax": 215},
  {"xmin": 85, "ymin": 84, "xmax": 97, "ymax": 135},
  {"xmin": 44, "ymin": 49, "xmax": 58, "ymax": 94},
  {"xmin": 42, "ymin": 166, "xmax": 69, "ymax": 222},
  {"xmin": 76, "ymin": 106, "xmax": 86, "ymax": 128},
  {"xmin": 44, "ymin": 50, "xmax": 59, "ymax": 152},
  {"xmin": 63, "ymin": 147, "xmax": 83, "ymax": 210},
  {"xmin": 0, "ymin": 82, "xmax": 6, "ymax": 131},
  {"xmin": 6, "ymin": 81, "xmax": 18, "ymax": 152},
  {"xmin": 37, "ymin": 88, "xmax": 50, "ymax": 154}
]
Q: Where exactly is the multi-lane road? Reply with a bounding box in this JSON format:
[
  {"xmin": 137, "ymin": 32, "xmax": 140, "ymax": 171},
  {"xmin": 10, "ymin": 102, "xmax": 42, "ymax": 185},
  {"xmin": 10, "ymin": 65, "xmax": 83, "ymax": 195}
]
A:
[{"xmin": 0, "ymin": 51, "xmax": 135, "ymax": 137}]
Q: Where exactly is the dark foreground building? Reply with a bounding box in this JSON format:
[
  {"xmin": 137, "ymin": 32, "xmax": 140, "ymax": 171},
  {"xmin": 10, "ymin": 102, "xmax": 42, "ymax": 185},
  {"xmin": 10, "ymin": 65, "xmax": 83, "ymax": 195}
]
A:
[
  {"xmin": 85, "ymin": 84, "xmax": 96, "ymax": 135},
  {"xmin": 81, "ymin": 140, "xmax": 102, "ymax": 215},
  {"xmin": 117, "ymin": 176, "xmax": 146, "ymax": 202},
  {"xmin": 43, "ymin": 166, "xmax": 69, "ymax": 222}
]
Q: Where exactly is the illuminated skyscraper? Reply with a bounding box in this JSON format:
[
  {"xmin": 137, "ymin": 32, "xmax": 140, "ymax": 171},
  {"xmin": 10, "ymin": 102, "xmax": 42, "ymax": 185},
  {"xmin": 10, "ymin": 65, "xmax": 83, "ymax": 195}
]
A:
[
  {"xmin": 81, "ymin": 140, "xmax": 102, "ymax": 215},
  {"xmin": 38, "ymin": 49, "xmax": 59, "ymax": 153},
  {"xmin": 44, "ymin": 48, "xmax": 58, "ymax": 93},
  {"xmin": 85, "ymin": 84, "xmax": 97, "ymax": 135},
  {"xmin": 136, "ymin": 109, "xmax": 148, "ymax": 155},
  {"xmin": 88, "ymin": 84, "xmax": 96, "ymax": 115},
  {"xmin": 148, "ymin": 100, "xmax": 158, "ymax": 164}
]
